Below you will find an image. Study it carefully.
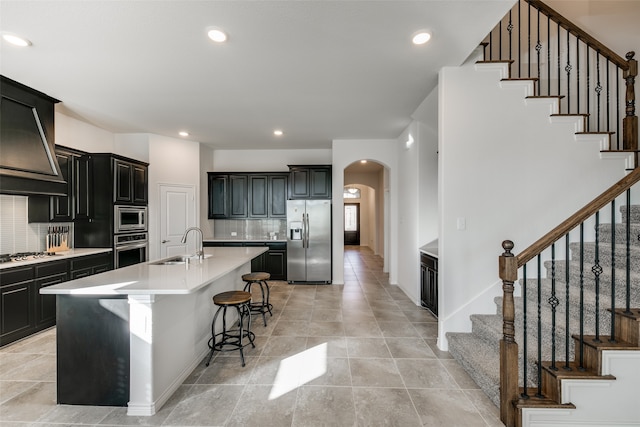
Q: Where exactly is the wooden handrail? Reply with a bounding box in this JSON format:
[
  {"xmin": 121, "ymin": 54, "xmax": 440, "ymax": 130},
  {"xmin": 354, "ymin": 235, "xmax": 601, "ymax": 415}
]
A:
[
  {"xmin": 517, "ymin": 167, "xmax": 640, "ymax": 267},
  {"xmin": 527, "ymin": 0, "xmax": 628, "ymax": 69}
]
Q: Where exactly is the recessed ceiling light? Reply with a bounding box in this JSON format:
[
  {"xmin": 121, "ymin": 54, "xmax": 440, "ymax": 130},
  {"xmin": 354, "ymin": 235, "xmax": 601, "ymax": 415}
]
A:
[
  {"xmin": 273, "ymin": 130, "xmax": 283, "ymax": 136},
  {"xmin": 179, "ymin": 131, "xmax": 189, "ymax": 137},
  {"xmin": 207, "ymin": 27, "xmax": 228, "ymax": 43},
  {"xmin": 2, "ymin": 32, "xmax": 32, "ymax": 47},
  {"xmin": 412, "ymin": 31, "xmax": 431, "ymax": 45}
]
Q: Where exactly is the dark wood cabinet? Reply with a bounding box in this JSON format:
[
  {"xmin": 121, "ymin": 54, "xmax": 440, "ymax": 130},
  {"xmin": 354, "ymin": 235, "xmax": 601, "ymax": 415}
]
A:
[
  {"xmin": 229, "ymin": 175, "xmax": 248, "ymax": 218},
  {"xmin": 204, "ymin": 241, "xmax": 287, "ymax": 280},
  {"xmin": 249, "ymin": 175, "xmax": 268, "ymax": 218},
  {"xmin": 208, "ymin": 172, "xmax": 289, "ymax": 219},
  {"xmin": 0, "ymin": 252, "xmax": 112, "ymax": 347},
  {"xmin": 208, "ymin": 174, "xmax": 228, "ymax": 219},
  {"xmin": 420, "ymin": 253, "xmax": 438, "ymax": 317},
  {"xmin": 28, "ymin": 146, "xmax": 93, "ymax": 223},
  {"xmin": 114, "ymin": 158, "xmax": 147, "ymax": 205},
  {"xmin": 69, "ymin": 253, "xmax": 112, "ymax": 279},
  {"xmin": 288, "ymin": 165, "xmax": 332, "ymax": 199},
  {"xmin": 0, "ymin": 266, "xmax": 35, "ymax": 346},
  {"xmin": 268, "ymin": 174, "xmax": 288, "ymax": 218},
  {"xmin": 34, "ymin": 260, "xmax": 68, "ymax": 328}
]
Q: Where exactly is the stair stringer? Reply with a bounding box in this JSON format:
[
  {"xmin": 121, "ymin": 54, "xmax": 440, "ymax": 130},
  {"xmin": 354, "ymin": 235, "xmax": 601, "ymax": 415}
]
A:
[{"xmin": 521, "ymin": 350, "xmax": 640, "ymax": 427}]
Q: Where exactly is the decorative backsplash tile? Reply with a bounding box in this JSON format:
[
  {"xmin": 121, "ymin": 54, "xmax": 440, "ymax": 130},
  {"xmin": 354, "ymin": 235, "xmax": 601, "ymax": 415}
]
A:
[
  {"xmin": 213, "ymin": 219, "xmax": 286, "ymax": 240},
  {"xmin": 0, "ymin": 195, "xmax": 73, "ymax": 254}
]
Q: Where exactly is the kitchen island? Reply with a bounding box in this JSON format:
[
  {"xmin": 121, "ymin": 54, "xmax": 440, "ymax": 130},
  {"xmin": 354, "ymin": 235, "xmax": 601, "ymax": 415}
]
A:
[{"xmin": 40, "ymin": 246, "xmax": 267, "ymax": 416}]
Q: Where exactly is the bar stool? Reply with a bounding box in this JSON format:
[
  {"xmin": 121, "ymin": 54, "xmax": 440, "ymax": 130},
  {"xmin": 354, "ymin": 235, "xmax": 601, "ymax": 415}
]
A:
[
  {"xmin": 205, "ymin": 290, "xmax": 255, "ymax": 367},
  {"xmin": 242, "ymin": 272, "xmax": 273, "ymax": 326}
]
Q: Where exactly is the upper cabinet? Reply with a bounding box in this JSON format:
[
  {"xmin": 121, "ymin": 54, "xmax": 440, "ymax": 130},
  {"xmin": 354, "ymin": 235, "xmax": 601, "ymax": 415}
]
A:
[
  {"xmin": 28, "ymin": 146, "xmax": 93, "ymax": 223},
  {"xmin": 114, "ymin": 158, "xmax": 148, "ymax": 205},
  {"xmin": 208, "ymin": 172, "xmax": 288, "ymax": 219},
  {"xmin": 288, "ymin": 165, "xmax": 331, "ymax": 199}
]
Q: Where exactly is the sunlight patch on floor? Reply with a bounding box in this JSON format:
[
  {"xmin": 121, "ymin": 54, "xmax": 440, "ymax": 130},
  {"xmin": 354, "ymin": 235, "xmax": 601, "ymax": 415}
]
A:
[{"xmin": 269, "ymin": 342, "xmax": 327, "ymax": 400}]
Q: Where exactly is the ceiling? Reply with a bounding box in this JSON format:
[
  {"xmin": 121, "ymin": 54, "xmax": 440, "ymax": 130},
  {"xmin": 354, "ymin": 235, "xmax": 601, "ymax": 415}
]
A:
[{"xmin": 0, "ymin": 1, "xmax": 514, "ymax": 150}]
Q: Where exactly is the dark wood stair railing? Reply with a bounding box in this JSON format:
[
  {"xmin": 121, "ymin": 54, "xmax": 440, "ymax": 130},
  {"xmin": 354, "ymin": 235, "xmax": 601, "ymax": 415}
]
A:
[
  {"xmin": 499, "ymin": 167, "xmax": 640, "ymax": 427},
  {"xmin": 482, "ymin": 0, "xmax": 638, "ymax": 167}
]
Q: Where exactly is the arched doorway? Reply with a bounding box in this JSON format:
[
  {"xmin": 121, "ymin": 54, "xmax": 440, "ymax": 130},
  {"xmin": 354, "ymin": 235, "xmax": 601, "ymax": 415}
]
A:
[{"xmin": 343, "ymin": 161, "xmax": 385, "ymax": 255}]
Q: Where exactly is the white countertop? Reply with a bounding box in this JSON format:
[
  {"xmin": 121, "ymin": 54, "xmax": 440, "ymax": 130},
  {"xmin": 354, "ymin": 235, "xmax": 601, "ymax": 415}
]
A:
[
  {"xmin": 0, "ymin": 248, "xmax": 112, "ymax": 270},
  {"xmin": 419, "ymin": 239, "xmax": 438, "ymax": 258},
  {"xmin": 40, "ymin": 246, "xmax": 267, "ymax": 296}
]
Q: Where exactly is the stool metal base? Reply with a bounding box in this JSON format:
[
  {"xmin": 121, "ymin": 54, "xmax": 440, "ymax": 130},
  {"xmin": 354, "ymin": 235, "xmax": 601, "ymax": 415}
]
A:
[
  {"xmin": 205, "ymin": 302, "xmax": 255, "ymax": 367},
  {"xmin": 243, "ymin": 280, "xmax": 273, "ymax": 326}
]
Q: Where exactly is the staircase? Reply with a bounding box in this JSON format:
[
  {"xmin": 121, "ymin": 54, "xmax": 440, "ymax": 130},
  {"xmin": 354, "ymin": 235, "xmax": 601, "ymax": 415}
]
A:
[
  {"xmin": 445, "ymin": 1, "xmax": 640, "ymax": 426},
  {"xmin": 447, "ymin": 205, "xmax": 640, "ymax": 421}
]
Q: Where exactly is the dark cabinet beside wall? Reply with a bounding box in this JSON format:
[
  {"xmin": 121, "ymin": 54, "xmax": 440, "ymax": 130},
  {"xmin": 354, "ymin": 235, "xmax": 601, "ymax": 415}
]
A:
[
  {"xmin": 288, "ymin": 165, "xmax": 332, "ymax": 199},
  {"xmin": 28, "ymin": 146, "xmax": 93, "ymax": 222},
  {"xmin": 0, "ymin": 253, "xmax": 112, "ymax": 347},
  {"xmin": 208, "ymin": 172, "xmax": 288, "ymax": 220},
  {"xmin": 114, "ymin": 158, "xmax": 148, "ymax": 205},
  {"xmin": 204, "ymin": 241, "xmax": 287, "ymax": 280},
  {"xmin": 420, "ymin": 253, "xmax": 438, "ymax": 317}
]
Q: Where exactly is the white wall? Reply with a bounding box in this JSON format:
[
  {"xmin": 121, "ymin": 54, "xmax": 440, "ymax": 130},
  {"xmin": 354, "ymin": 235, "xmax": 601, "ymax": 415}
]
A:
[
  {"xmin": 396, "ymin": 122, "xmax": 421, "ymax": 303},
  {"xmin": 199, "ymin": 144, "xmax": 215, "ymax": 238},
  {"xmin": 332, "ymin": 139, "xmax": 398, "ymax": 285},
  {"xmin": 437, "ymin": 60, "xmax": 628, "ymax": 350},
  {"xmin": 146, "ymin": 134, "xmax": 201, "ymax": 261},
  {"xmin": 55, "ymin": 111, "xmax": 114, "ymax": 153},
  {"xmin": 413, "ymin": 88, "xmax": 439, "ymax": 247},
  {"xmin": 212, "ymin": 149, "xmax": 331, "ymax": 171}
]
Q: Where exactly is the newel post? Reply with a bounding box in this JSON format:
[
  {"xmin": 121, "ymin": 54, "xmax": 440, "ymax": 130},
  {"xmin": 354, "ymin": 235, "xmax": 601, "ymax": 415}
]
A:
[
  {"xmin": 623, "ymin": 51, "xmax": 638, "ymax": 165},
  {"xmin": 499, "ymin": 240, "xmax": 519, "ymax": 427}
]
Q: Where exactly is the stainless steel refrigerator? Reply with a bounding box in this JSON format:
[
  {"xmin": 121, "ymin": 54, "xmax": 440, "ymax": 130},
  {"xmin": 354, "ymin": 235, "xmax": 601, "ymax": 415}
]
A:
[{"xmin": 287, "ymin": 199, "xmax": 332, "ymax": 283}]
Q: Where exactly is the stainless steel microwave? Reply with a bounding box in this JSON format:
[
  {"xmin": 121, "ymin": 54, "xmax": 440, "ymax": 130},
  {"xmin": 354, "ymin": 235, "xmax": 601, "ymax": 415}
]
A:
[{"xmin": 114, "ymin": 205, "xmax": 147, "ymax": 233}]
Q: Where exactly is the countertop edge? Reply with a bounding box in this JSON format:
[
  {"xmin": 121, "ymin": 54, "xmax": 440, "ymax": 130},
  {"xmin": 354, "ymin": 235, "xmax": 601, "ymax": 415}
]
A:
[{"xmin": 0, "ymin": 248, "xmax": 113, "ymax": 270}]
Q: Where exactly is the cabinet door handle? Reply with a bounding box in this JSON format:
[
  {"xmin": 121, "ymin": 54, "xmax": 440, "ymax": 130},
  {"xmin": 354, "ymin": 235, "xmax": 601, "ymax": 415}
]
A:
[{"xmin": 161, "ymin": 240, "xmax": 169, "ymax": 243}]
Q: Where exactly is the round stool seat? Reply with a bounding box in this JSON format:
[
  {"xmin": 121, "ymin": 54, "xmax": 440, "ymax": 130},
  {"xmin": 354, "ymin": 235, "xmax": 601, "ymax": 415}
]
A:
[
  {"xmin": 242, "ymin": 272, "xmax": 273, "ymax": 327},
  {"xmin": 205, "ymin": 290, "xmax": 255, "ymax": 367},
  {"xmin": 213, "ymin": 290, "xmax": 251, "ymax": 306},
  {"xmin": 241, "ymin": 272, "xmax": 270, "ymax": 282}
]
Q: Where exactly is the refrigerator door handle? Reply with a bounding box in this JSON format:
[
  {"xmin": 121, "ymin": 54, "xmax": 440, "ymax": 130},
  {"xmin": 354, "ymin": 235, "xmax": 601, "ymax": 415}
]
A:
[{"xmin": 304, "ymin": 213, "xmax": 310, "ymax": 248}]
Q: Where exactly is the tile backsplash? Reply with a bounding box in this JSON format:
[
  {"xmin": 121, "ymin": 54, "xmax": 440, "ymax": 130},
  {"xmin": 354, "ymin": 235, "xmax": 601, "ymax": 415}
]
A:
[
  {"xmin": 213, "ymin": 219, "xmax": 287, "ymax": 240},
  {"xmin": 0, "ymin": 195, "xmax": 72, "ymax": 254}
]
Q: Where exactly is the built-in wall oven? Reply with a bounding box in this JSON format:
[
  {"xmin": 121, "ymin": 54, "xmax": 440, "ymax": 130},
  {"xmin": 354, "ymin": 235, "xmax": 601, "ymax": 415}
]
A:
[
  {"xmin": 114, "ymin": 205, "xmax": 147, "ymax": 234},
  {"xmin": 114, "ymin": 232, "xmax": 148, "ymax": 269}
]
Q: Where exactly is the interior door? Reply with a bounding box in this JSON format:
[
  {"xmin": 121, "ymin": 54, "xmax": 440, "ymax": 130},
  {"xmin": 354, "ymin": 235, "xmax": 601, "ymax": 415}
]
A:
[
  {"xmin": 160, "ymin": 184, "xmax": 196, "ymax": 259},
  {"xmin": 344, "ymin": 203, "xmax": 360, "ymax": 245}
]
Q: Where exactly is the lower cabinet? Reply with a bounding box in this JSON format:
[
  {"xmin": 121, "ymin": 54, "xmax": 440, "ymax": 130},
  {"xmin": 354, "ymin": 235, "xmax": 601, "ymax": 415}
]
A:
[
  {"xmin": 69, "ymin": 253, "xmax": 112, "ymax": 279},
  {"xmin": 205, "ymin": 241, "xmax": 287, "ymax": 280},
  {"xmin": 420, "ymin": 253, "xmax": 438, "ymax": 317},
  {"xmin": 0, "ymin": 252, "xmax": 112, "ymax": 347}
]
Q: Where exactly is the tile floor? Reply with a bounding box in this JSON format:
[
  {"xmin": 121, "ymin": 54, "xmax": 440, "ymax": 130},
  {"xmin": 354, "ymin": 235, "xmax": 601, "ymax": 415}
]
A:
[{"xmin": 0, "ymin": 246, "xmax": 503, "ymax": 426}]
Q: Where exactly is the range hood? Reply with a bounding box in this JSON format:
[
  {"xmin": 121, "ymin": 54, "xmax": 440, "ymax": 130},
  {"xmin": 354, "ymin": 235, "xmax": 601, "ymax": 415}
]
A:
[{"xmin": 0, "ymin": 75, "xmax": 66, "ymax": 196}]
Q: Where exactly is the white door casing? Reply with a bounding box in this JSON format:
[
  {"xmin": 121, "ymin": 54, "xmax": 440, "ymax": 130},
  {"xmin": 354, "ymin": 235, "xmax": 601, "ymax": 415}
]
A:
[{"xmin": 159, "ymin": 184, "xmax": 196, "ymax": 258}]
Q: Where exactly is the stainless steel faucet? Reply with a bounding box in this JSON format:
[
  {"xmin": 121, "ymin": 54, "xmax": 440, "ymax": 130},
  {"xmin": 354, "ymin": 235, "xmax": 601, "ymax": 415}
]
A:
[{"xmin": 181, "ymin": 227, "xmax": 204, "ymax": 259}]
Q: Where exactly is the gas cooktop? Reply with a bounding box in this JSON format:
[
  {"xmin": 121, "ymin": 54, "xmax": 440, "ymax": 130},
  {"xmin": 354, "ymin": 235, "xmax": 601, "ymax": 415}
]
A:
[{"xmin": 0, "ymin": 252, "xmax": 55, "ymax": 263}]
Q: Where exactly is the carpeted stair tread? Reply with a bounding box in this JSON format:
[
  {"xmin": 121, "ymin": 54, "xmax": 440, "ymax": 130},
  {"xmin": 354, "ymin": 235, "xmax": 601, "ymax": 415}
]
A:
[{"xmin": 447, "ymin": 332, "xmax": 500, "ymax": 407}]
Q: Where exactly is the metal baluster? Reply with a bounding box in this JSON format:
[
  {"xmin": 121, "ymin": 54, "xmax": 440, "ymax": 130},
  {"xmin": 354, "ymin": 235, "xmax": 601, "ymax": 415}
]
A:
[
  {"xmin": 625, "ymin": 189, "xmax": 632, "ymax": 314},
  {"xmin": 593, "ymin": 211, "xmax": 602, "ymax": 342},
  {"xmin": 549, "ymin": 243, "xmax": 559, "ymax": 370},
  {"xmin": 587, "ymin": 46, "xmax": 591, "ymax": 131},
  {"xmin": 547, "ymin": 14, "xmax": 551, "ymax": 96},
  {"xmin": 606, "ymin": 58, "xmax": 611, "ymax": 147},
  {"xmin": 557, "ymin": 22, "xmax": 561, "ymax": 99},
  {"xmin": 610, "ymin": 199, "xmax": 617, "ymax": 343},
  {"xmin": 527, "ymin": 3, "xmax": 531, "ymax": 78},
  {"xmin": 566, "ymin": 29, "xmax": 572, "ymax": 113},
  {"xmin": 577, "ymin": 38, "xmax": 581, "ymax": 121},
  {"xmin": 536, "ymin": 255, "xmax": 543, "ymax": 397},
  {"xmin": 564, "ymin": 233, "xmax": 572, "ymax": 370},
  {"xmin": 508, "ymin": 9, "xmax": 513, "ymax": 62},
  {"xmin": 535, "ymin": 9, "xmax": 541, "ymax": 94},
  {"xmin": 597, "ymin": 52, "xmax": 602, "ymax": 132},
  {"xmin": 521, "ymin": 264, "xmax": 530, "ymax": 398},
  {"xmin": 578, "ymin": 223, "xmax": 585, "ymax": 370}
]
